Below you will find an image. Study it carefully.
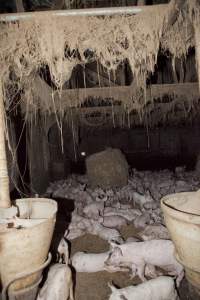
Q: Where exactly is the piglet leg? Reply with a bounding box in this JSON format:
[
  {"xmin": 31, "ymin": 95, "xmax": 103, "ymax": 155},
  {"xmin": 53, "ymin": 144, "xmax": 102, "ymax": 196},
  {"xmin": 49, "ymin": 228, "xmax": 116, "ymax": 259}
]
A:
[
  {"xmin": 69, "ymin": 282, "xmax": 74, "ymax": 300},
  {"xmin": 130, "ymin": 261, "xmax": 146, "ymax": 282},
  {"xmin": 145, "ymin": 264, "xmax": 158, "ymax": 278},
  {"xmin": 176, "ymin": 270, "xmax": 185, "ymax": 287},
  {"xmin": 130, "ymin": 264, "xmax": 137, "ymax": 279}
]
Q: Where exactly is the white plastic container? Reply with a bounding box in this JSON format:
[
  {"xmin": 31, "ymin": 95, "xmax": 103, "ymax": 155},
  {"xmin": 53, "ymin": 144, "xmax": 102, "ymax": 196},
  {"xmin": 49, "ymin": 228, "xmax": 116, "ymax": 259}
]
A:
[
  {"xmin": 161, "ymin": 191, "xmax": 200, "ymax": 293},
  {"xmin": 0, "ymin": 198, "xmax": 57, "ymax": 291}
]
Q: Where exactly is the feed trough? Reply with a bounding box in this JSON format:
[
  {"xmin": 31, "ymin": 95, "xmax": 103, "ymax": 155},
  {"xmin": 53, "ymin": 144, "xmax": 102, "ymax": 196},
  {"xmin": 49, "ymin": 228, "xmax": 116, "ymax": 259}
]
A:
[{"xmin": 161, "ymin": 190, "xmax": 200, "ymax": 294}]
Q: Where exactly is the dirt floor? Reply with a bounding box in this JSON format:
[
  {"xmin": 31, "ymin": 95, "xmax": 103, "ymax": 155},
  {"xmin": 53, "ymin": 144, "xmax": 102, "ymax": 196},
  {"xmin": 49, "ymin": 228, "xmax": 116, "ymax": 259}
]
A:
[{"xmin": 50, "ymin": 198, "xmax": 200, "ymax": 300}]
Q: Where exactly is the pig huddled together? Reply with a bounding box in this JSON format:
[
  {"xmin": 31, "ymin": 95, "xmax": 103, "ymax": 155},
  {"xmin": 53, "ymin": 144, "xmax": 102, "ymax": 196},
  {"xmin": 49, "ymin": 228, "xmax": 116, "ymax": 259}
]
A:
[
  {"xmin": 105, "ymin": 239, "xmax": 184, "ymax": 286},
  {"xmin": 45, "ymin": 167, "xmax": 200, "ymax": 207},
  {"xmin": 37, "ymin": 236, "xmax": 183, "ymax": 300},
  {"xmin": 45, "ymin": 167, "xmax": 200, "ymax": 243},
  {"xmin": 40, "ymin": 168, "xmax": 197, "ymax": 299},
  {"xmin": 64, "ymin": 199, "xmax": 166, "ymax": 243}
]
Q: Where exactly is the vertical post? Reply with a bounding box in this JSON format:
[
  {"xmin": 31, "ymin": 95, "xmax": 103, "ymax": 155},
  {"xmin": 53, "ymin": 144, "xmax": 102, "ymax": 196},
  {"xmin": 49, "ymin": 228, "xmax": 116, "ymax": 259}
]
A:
[
  {"xmin": 51, "ymin": 0, "xmax": 65, "ymax": 10},
  {"xmin": 28, "ymin": 119, "xmax": 49, "ymax": 194},
  {"xmin": 15, "ymin": 0, "xmax": 25, "ymax": 12},
  {"xmin": 0, "ymin": 79, "xmax": 11, "ymax": 208},
  {"xmin": 137, "ymin": 0, "xmax": 146, "ymax": 5},
  {"xmin": 195, "ymin": 27, "xmax": 200, "ymax": 92}
]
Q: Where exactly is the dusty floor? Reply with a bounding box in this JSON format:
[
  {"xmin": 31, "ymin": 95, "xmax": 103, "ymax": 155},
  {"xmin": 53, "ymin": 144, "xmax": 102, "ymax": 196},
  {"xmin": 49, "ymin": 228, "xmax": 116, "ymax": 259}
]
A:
[{"xmin": 50, "ymin": 198, "xmax": 200, "ymax": 300}]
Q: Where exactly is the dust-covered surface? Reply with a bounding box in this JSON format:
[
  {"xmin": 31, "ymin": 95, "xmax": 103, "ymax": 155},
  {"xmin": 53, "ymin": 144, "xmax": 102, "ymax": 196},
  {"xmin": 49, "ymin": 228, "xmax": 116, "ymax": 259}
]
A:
[{"xmin": 0, "ymin": 1, "xmax": 198, "ymax": 118}]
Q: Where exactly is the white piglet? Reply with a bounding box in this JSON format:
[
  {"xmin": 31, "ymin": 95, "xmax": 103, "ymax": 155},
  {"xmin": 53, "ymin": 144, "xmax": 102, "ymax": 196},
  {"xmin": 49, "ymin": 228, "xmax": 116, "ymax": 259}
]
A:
[
  {"xmin": 104, "ymin": 208, "xmax": 141, "ymax": 222},
  {"xmin": 99, "ymin": 215, "xmax": 128, "ymax": 229},
  {"xmin": 108, "ymin": 276, "xmax": 179, "ymax": 300},
  {"xmin": 57, "ymin": 237, "xmax": 70, "ymax": 263},
  {"xmin": 72, "ymin": 251, "xmax": 128, "ymax": 273},
  {"xmin": 138, "ymin": 224, "xmax": 170, "ymax": 241},
  {"xmin": 83, "ymin": 202, "xmax": 104, "ymax": 220},
  {"xmin": 91, "ymin": 222, "xmax": 123, "ymax": 243},
  {"xmin": 37, "ymin": 264, "xmax": 74, "ymax": 300},
  {"xmin": 106, "ymin": 240, "xmax": 184, "ymax": 286},
  {"xmin": 132, "ymin": 190, "xmax": 154, "ymax": 209},
  {"xmin": 37, "ymin": 237, "xmax": 74, "ymax": 300}
]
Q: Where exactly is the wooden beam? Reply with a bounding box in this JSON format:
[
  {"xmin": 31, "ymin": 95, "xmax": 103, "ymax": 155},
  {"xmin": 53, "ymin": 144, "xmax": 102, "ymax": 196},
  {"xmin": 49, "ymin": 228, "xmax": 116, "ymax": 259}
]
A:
[{"xmin": 27, "ymin": 75, "xmax": 199, "ymax": 114}]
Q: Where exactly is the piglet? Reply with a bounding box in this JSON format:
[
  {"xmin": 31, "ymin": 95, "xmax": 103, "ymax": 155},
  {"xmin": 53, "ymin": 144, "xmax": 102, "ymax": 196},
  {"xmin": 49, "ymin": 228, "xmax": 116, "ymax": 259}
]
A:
[
  {"xmin": 133, "ymin": 212, "xmax": 151, "ymax": 229},
  {"xmin": 108, "ymin": 276, "xmax": 179, "ymax": 300},
  {"xmin": 132, "ymin": 190, "xmax": 154, "ymax": 209},
  {"xmin": 99, "ymin": 216, "xmax": 128, "ymax": 229},
  {"xmin": 104, "ymin": 208, "xmax": 141, "ymax": 222},
  {"xmin": 138, "ymin": 225, "xmax": 170, "ymax": 241},
  {"xmin": 105, "ymin": 239, "xmax": 184, "ymax": 286},
  {"xmin": 91, "ymin": 221, "xmax": 123, "ymax": 243},
  {"xmin": 37, "ymin": 261, "xmax": 73, "ymax": 300},
  {"xmin": 57, "ymin": 237, "xmax": 69, "ymax": 263},
  {"xmin": 83, "ymin": 202, "xmax": 104, "ymax": 220},
  {"xmin": 72, "ymin": 251, "xmax": 128, "ymax": 273}
]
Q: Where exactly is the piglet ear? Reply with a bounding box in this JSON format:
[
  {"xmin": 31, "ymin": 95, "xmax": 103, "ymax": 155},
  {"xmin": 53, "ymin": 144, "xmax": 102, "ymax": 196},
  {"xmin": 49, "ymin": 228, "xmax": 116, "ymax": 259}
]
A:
[
  {"xmin": 114, "ymin": 247, "xmax": 123, "ymax": 256},
  {"xmin": 109, "ymin": 240, "xmax": 118, "ymax": 249},
  {"xmin": 64, "ymin": 230, "xmax": 69, "ymax": 238},
  {"xmin": 99, "ymin": 217, "xmax": 104, "ymax": 223},
  {"xmin": 108, "ymin": 282, "xmax": 117, "ymax": 292},
  {"xmin": 146, "ymin": 189, "xmax": 150, "ymax": 196}
]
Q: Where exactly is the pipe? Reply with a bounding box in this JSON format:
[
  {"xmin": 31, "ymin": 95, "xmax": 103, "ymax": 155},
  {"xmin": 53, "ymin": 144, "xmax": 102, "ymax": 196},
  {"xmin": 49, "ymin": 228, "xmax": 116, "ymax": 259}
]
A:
[
  {"xmin": 0, "ymin": 79, "xmax": 11, "ymax": 208},
  {"xmin": 0, "ymin": 6, "xmax": 145, "ymax": 22},
  {"xmin": 195, "ymin": 27, "xmax": 200, "ymax": 93}
]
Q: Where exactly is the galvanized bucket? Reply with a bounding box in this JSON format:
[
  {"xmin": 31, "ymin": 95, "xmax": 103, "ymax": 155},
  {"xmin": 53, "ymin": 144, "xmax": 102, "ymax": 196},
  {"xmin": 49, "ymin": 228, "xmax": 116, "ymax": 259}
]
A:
[{"xmin": 0, "ymin": 198, "xmax": 57, "ymax": 292}]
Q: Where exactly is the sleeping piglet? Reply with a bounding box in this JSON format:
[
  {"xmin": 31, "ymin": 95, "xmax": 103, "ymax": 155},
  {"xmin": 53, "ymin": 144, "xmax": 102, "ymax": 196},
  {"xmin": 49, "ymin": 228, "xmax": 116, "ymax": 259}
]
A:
[
  {"xmin": 91, "ymin": 221, "xmax": 123, "ymax": 243},
  {"xmin": 98, "ymin": 215, "xmax": 128, "ymax": 229},
  {"xmin": 104, "ymin": 208, "xmax": 141, "ymax": 222},
  {"xmin": 138, "ymin": 224, "xmax": 170, "ymax": 241}
]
